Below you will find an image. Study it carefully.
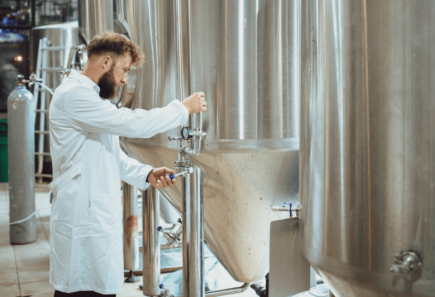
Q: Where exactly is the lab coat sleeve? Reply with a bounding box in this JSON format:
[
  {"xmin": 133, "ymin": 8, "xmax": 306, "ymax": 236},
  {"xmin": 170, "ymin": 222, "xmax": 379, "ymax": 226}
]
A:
[
  {"xmin": 64, "ymin": 86, "xmax": 189, "ymax": 138},
  {"xmin": 119, "ymin": 149, "xmax": 153, "ymax": 191}
]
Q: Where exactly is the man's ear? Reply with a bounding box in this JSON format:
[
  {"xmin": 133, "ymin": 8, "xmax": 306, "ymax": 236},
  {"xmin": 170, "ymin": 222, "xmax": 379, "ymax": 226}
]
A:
[{"xmin": 102, "ymin": 55, "xmax": 112, "ymax": 70}]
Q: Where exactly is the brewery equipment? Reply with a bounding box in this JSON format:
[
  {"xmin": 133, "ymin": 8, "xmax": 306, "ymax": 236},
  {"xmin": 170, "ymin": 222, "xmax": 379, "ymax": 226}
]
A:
[
  {"xmin": 117, "ymin": 0, "xmax": 301, "ymax": 285},
  {"xmin": 77, "ymin": 0, "xmax": 301, "ymax": 294},
  {"xmin": 300, "ymin": 0, "xmax": 435, "ymax": 296},
  {"xmin": 30, "ymin": 21, "xmax": 79, "ymax": 181}
]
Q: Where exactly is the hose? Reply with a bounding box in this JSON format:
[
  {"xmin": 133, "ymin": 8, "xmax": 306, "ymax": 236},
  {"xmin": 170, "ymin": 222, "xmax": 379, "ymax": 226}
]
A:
[
  {"xmin": 35, "ymin": 82, "xmax": 54, "ymax": 96},
  {"xmin": 9, "ymin": 191, "xmax": 52, "ymax": 225}
]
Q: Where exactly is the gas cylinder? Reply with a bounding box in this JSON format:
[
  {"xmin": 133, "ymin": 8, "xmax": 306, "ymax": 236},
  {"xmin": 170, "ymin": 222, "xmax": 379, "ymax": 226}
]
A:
[{"xmin": 8, "ymin": 74, "xmax": 36, "ymax": 244}]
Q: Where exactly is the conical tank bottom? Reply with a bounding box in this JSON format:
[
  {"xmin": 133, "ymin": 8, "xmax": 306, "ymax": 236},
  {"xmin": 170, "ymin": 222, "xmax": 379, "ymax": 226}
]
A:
[{"xmin": 122, "ymin": 138, "xmax": 299, "ymax": 283}]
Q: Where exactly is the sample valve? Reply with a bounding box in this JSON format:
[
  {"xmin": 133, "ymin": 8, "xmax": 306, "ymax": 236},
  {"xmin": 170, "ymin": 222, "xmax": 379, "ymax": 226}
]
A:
[
  {"xmin": 272, "ymin": 202, "xmax": 302, "ymax": 218},
  {"xmin": 159, "ymin": 284, "xmax": 174, "ymax": 297},
  {"xmin": 157, "ymin": 218, "xmax": 183, "ymax": 248},
  {"xmin": 390, "ymin": 251, "xmax": 422, "ymax": 280}
]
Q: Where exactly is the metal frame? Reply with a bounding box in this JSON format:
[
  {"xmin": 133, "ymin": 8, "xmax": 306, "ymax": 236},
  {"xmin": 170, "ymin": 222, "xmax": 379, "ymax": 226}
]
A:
[{"xmin": 33, "ymin": 37, "xmax": 69, "ymax": 182}]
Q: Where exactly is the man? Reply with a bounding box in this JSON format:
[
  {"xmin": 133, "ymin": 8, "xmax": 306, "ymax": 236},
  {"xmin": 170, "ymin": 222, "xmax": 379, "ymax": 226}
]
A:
[{"xmin": 48, "ymin": 32, "xmax": 206, "ymax": 296}]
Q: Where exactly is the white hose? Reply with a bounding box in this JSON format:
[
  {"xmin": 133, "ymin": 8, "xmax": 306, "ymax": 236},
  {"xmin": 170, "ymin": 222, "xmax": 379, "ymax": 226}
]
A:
[
  {"xmin": 35, "ymin": 82, "xmax": 54, "ymax": 96},
  {"xmin": 9, "ymin": 191, "xmax": 52, "ymax": 225}
]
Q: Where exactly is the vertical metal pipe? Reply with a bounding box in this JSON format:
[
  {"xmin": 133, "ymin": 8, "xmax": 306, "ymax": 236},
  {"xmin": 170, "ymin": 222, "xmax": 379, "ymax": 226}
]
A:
[
  {"xmin": 123, "ymin": 183, "xmax": 139, "ymax": 272},
  {"xmin": 183, "ymin": 165, "xmax": 204, "ymax": 297},
  {"xmin": 142, "ymin": 187, "xmax": 161, "ymax": 296}
]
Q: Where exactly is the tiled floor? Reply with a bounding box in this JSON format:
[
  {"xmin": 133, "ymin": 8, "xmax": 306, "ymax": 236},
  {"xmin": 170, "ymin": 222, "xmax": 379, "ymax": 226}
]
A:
[{"xmin": 0, "ymin": 183, "xmax": 144, "ymax": 297}]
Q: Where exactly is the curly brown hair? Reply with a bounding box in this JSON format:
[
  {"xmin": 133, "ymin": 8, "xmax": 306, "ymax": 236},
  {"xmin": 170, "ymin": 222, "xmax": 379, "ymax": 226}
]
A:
[{"xmin": 87, "ymin": 32, "xmax": 145, "ymax": 67}]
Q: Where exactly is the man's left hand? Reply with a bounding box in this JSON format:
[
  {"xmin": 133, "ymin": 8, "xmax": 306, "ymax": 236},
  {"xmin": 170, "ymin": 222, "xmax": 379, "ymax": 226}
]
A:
[{"xmin": 147, "ymin": 167, "xmax": 176, "ymax": 189}]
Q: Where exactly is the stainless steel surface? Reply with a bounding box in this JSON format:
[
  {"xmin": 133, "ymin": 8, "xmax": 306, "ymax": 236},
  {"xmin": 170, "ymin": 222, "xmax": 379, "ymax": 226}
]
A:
[
  {"xmin": 270, "ymin": 218, "xmax": 311, "ymax": 297},
  {"xmin": 78, "ymin": 0, "xmax": 114, "ymax": 45},
  {"xmin": 8, "ymin": 84, "xmax": 36, "ymax": 244},
  {"xmin": 118, "ymin": 0, "xmax": 301, "ymax": 283},
  {"xmin": 300, "ymin": 1, "xmax": 435, "ymax": 296},
  {"xmin": 390, "ymin": 251, "xmax": 422, "ymax": 278},
  {"xmin": 142, "ymin": 187, "xmax": 161, "ymax": 296},
  {"xmin": 30, "ymin": 22, "xmax": 79, "ymax": 90},
  {"xmin": 123, "ymin": 183, "xmax": 139, "ymax": 271},
  {"xmin": 182, "ymin": 165, "xmax": 205, "ymax": 297},
  {"xmin": 66, "ymin": 44, "xmax": 88, "ymax": 71}
]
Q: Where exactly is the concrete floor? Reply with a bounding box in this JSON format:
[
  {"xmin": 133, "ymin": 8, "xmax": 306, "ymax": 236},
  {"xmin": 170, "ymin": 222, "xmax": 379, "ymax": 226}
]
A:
[{"xmin": 0, "ymin": 183, "xmax": 146, "ymax": 297}]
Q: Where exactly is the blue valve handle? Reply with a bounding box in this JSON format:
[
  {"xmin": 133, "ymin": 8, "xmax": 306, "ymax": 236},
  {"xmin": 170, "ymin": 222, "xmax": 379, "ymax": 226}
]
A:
[
  {"xmin": 283, "ymin": 202, "xmax": 293, "ymax": 217},
  {"xmin": 157, "ymin": 226, "xmax": 163, "ymax": 231},
  {"xmin": 169, "ymin": 171, "xmax": 188, "ymax": 180},
  {"xmin": 159, "ymin": 284, "xmax": 164, "ymax": 289}
]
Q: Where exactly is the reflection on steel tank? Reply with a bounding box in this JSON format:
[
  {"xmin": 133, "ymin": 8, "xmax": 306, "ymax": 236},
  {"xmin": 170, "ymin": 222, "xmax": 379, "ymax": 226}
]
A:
[{"xmin": 300, "ymin": 1, "xmax": 435, "ymax": 296}]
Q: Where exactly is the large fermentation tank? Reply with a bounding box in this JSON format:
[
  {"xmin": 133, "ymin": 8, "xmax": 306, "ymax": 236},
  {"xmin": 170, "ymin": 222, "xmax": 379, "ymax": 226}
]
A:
[
  {"xmin": 300, "ymin": 1, "xmax": 435, "ymax": 296},
  {"xmin": 114, "ymin": 0, "xmax": 301, "ymax": 283},
  {"xmin": 30, "ymin": 21, "xmax": 79, "ymax": 88},
  {"xmin": 78, "ymin": 0, "xmax": 113, "ymax": 45}
]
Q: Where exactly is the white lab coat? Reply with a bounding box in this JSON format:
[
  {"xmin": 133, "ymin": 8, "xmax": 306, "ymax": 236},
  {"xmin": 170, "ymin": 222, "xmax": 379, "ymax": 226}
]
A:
[{"xmin": 48, "ymin": 70, "xmax": 188, "ymax": 294}]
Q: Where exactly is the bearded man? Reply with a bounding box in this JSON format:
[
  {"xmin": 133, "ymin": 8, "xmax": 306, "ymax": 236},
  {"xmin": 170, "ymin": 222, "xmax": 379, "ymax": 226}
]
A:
[{"xmin": 48, "ymin": 32, "xmax": 206, "ymax": 296}]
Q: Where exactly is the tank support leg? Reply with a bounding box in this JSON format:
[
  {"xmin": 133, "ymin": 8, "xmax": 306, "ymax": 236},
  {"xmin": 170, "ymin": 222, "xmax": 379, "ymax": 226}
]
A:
[
  {"xmin": 142, "ymin": 187, "xmax": 161, "ymax": 296},
  {"xmin": 183, "ymin": 165, "xmax": 205, "ymax": 297},
  {"xmin": 123, "ymin": 182, "xmax": 139, "ymax": 281}
]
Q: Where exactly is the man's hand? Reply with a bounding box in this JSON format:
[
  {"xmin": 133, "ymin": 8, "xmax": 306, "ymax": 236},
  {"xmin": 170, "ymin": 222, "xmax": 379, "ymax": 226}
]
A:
[
  {"xmin": 182, "ymin": 92, "xmax": 207, "ymax": 114},
  {"xmin": 147, "ymin": 167, "xmax": 176, "ymax": 189}
]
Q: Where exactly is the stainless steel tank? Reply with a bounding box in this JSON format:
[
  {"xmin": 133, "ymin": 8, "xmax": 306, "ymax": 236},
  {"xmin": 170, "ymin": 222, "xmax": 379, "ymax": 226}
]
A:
[
  {"xmin": 78, "ymin": 0, "xmax": 114, "ymax": 45},
  {"xmin": 300, "ymin": 1, "xmax": 435, "ymax": 296},
  {"xmin": 30, "ymin": 21, "xmax": 79, "ymax": 88},
  {"xmin": 116, "ymin": 0, "xmax": 301, "ymax": 283}
]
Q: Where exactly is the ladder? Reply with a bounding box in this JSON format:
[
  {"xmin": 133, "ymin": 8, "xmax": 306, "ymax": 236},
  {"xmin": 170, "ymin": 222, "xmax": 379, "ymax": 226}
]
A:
[{"xmin": 34, "ymin": 37, "xmax": 69, "ymax": 183}]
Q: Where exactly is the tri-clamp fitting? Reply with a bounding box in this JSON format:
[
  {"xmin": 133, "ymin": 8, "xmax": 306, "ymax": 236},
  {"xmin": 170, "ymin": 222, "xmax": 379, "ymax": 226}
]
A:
[
  {"xmin": 17, "ymin": 73, "xmax": 42, "ymax": 88},
  {"xmin": 390, "ymin": 251, "xmax": 422, "ymax": 279},
  {"xmin": 272, "ymin": 202, "xmax": 302, "ymax": 218},
  {"xmin": 159, "ymin": 284, "xmax": 174, "ymax": 297},
  {"xmin": 169, "ymin": 110, "xmax": 207, "ymax": 157},
  {"xmin": 157, "ymin": 218, "xmax": 183, "ymax": 248}
]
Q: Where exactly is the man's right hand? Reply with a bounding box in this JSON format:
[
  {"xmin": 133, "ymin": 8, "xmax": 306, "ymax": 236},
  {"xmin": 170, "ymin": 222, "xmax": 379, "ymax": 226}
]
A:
[
  {"xmin": 147, "ymin": 167, "xmax": 176, "ymax": 189},
  {"xmin": 182, "ymin": 92, "xmax": 207, "ymax": 114}
]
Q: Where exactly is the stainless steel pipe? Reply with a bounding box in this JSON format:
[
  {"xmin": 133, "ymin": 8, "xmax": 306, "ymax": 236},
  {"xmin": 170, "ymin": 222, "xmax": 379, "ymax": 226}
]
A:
[
  {"xmin": 123, "ymin": 183, "xmax": 139, "ymax": 272},
  {"xmin": 142, "ymin": 187, "xmax": 161, "ymax": 296},
  {"xmin": 205, "ymin": 283, "xmax": 250, "ymax": 297},
  {"xmin": 183, "ymin": 165, "xmax": 205, "ymax": 297}
]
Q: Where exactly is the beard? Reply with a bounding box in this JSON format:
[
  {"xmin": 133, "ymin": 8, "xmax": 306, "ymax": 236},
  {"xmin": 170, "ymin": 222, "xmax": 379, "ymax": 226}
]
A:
[{"xmin": 97, "ymin": 65, "xmax": 117, "ymax": 99}]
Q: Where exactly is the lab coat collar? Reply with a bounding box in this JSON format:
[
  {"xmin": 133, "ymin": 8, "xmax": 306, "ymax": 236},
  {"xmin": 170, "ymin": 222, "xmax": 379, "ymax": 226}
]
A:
[{"xmin": 69, "ymin": 70, "xmax": 101, "ymax": 95}]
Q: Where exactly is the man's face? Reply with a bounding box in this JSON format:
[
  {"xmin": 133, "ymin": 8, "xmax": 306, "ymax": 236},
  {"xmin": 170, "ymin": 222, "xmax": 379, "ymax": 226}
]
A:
[{"xmin": 98, "ymin": 54, "xmax": 132, "ymax": 99}]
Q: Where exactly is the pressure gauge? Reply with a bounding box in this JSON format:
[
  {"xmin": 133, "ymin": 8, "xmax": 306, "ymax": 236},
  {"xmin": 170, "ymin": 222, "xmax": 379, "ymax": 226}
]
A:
[{"xmin": 181, "ymin": 127, "xmax": 193, "ymax": 140}]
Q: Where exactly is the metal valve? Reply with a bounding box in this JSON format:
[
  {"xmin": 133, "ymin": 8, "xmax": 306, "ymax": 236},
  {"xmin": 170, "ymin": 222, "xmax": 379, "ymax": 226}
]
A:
[
  {"xmin": 272, "ymin": 202, "xmax": 302, "ymax": 218},
  {"xmin": 157, "ymin": 218, "xmax": 183, "ymax": 248},
  {"xmin": 18, "ymin": 73, "xmax": 43, "ymax": 86},
  {"xmin": 390, "ymin": 251, "xmax": 422, "ymax": 279},
  {"xmin": 159, "ymin": 284, "xmax": 175, "ymax": 297}
]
